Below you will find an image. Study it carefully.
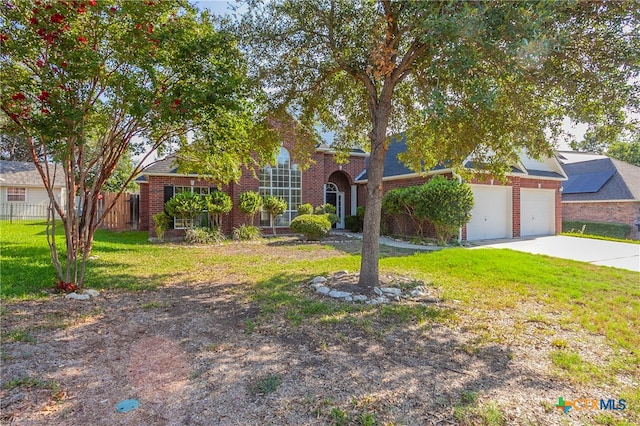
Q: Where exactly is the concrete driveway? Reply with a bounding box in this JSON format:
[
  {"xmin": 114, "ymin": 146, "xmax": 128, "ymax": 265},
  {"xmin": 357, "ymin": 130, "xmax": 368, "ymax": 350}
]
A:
[{"xmin": 470, "ymin": 235, "xmax": 640, "ymax": 272}]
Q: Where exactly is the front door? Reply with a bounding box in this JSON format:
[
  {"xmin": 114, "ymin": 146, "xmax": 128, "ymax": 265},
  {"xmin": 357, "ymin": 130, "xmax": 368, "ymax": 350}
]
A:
[{"xmin": 324, "ymin": 183, "xmax": 345, "ymax": 229}]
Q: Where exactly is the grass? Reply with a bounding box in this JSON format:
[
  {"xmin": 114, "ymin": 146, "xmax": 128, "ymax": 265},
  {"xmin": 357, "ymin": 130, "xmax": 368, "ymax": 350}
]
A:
[
  {"xmin": 2, "ymin": 221, "xmax": 639, "ymax": 414},
  {"xmin": 249, "ymin": 374, "xmax": 281, "ymax": 395}
]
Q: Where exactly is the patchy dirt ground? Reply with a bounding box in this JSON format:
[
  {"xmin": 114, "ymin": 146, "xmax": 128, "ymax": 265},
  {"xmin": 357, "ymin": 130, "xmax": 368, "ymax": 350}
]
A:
[{"xmin": 0, "ymin": 239, "xmax": 633, "ymax": 425}]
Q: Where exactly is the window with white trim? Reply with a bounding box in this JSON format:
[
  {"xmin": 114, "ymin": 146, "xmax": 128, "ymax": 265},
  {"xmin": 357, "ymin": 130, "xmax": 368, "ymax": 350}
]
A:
[
  {"xmin": 259, "ymin": 147, "xmax": 301, "ymax": 227},
  {"xmin": 7, "ymin": 187, "xmax": 26, "ymax": 202},
  {"xmin": 172, "ymin": 186, "xmax": 210, "ymax": 229}
]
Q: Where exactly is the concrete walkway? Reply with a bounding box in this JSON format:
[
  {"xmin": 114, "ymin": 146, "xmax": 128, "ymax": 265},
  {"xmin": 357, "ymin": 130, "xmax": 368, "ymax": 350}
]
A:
[
  {"xmin": 331, "ymin": 230, "xmax": 442, "ymax": 251},
  {"xmin": 332, "ymin": 231, "xmax": 640, "ymax": 272}
]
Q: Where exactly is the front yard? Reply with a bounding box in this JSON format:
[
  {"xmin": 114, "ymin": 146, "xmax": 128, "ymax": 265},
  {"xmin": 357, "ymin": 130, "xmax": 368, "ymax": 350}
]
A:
[{"xmin": 1, "ymin": 222, "xmax": 638, "ymax": 425}]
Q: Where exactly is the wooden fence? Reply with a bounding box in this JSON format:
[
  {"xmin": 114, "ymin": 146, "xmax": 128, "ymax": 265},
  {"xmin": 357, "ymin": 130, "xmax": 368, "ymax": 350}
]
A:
[{"xmin": 98, "ymin": 192, "xmax": 139, "ymax": 231}]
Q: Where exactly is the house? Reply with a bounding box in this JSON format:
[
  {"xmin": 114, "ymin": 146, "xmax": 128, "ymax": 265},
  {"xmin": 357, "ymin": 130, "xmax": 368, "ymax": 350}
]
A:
[
  {"xmin": 139, "ymin": 126, "xmax": 567, "ymax": 242},
  {"xmin": 558, "ymin": 151, "xmax": 640, "ymax": 240},
  {"xmin": 354, "ymin": 136, "xmax": 567, "ymax": 241},
  {"xmin": 138, "ymin": 139, "xmax": 368, "ymax": 239},
  {"xmin": 0, "ymin": 160, "xmax": 67, "ymax": 220}
]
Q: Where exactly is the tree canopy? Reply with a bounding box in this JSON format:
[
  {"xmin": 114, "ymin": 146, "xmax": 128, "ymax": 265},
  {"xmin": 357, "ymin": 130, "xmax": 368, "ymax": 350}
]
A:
[
  {"xmin": 1, "ymin": 0, "xmax": 277, "ymax": 288},
  {"xmin": 239, "ymin": 0, "xmax": 640, "ymax": 287}
]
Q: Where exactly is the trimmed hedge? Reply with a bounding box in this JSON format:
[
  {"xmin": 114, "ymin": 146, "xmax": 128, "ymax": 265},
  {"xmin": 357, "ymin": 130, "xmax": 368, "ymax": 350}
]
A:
[
  {"xmin": 562, "ymin": 221, "xmax": 632, "ymax": 239},
  {"xmin": 290, "ymin": 214, "xmax": 331, "ymax": 240}
]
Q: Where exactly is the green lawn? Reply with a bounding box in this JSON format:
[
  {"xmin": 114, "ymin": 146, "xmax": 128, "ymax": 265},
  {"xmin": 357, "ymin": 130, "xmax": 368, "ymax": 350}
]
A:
[{"xmin": 2, "ymin": 221, "xmax": 639, "ymax": 422}]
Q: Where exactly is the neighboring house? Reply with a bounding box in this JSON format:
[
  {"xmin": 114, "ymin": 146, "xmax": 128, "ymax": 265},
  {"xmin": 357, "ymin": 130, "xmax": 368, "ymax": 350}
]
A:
[
  {"xmin": 558, "ymin": 151, "xmax": 640, "ymax": 240},
  {"xmin": 355, "ymin": 136, "xmax": 567, "ymax": 241},
  {"xmin": 0, "ymin": 160, "xmax": 66, "ymax": 220},
  {"xmin": 138, "ymin": 138, "xmax": 368, "ymax": 239}
]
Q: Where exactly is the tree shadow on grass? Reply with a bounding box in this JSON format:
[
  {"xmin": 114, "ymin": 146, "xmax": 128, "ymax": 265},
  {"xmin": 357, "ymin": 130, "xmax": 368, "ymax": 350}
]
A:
[{"xmin": 0, "ymin": 269, "xmax": 596, "ymax": 425}]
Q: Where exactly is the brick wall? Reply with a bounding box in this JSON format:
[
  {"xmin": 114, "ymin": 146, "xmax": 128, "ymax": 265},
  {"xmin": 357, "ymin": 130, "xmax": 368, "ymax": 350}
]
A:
[
  {"xmin": 141, "ymin": 142, "xmax": 368, "ymax": 239},
  {"xmin": 563, "ymin": 201, "xmax": 640, "ymax": 240}
]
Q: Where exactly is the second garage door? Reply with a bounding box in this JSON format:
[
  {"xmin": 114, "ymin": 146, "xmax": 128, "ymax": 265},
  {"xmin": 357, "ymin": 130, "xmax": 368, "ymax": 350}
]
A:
[
  {"xmin": 466, "ymin": 185, "xmax": 512, "ymax": 241},
  {"xmin": 521, "ymin": 189, "xmax": 555, "ymax": 237}
]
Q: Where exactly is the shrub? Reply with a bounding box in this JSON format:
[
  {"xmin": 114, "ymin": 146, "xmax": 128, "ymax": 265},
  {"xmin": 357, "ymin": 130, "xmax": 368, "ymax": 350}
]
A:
[
  {"xmin": 232, "ymin": 224, "xmax": 262, "ymax": 240},
  {"xmin": 238, "ymin": 191, "xmax": 263, "ymax": 225},
  {"xmin": 345, "ymin": 206, "xmax": 365, "ymax": 232},
  {"xmin": 420, "ymin": 176, "xmax": 474, "ymax": 245},
  {"xmin": 325, "ymin": 213, "xmax": 339, "ymax": 225},
  {"xmin": 297, "ymin": 203, "xmax": 314, "ymax": 216},
  {"xmin": 314, "ymin": 203, "xmax": 336, "ymax": 214},
  {"xmin": 204, "ymin": 190, "xmax": 232, "ymax": 227},
  {"xmin": 165, "ymin": 191, "xmax": 204, "ymax": 229},
  {"xmin": 345, "ymin": 215, "xmax": 362, "ymax": 232},
  {"xmin": 290, "ymin": 214, "xmax": 331, "ymax": 240},
  {"xmin": 263, "ymin": 195, "xmax": 288, "ymax": 235},
  {"xmin": 152, "ymin": 212, "xmax": 171, "ymax": 241},
  {"xmin": 382, "ymin": 186, "xmax": 429, "ymax": 236},
  {"xmin": 185, "ymin": 227, "xmax": 226, "ymax": 244},
  {"xmin": 562, "ymin": 221, "xmax": 632, "ymax": 239}
]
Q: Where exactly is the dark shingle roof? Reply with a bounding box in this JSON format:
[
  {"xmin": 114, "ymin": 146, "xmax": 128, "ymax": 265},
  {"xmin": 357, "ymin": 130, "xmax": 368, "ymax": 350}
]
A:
[
  {"xmin": 141, "ymin": 155, "xmax": 181, "ymax": 175},
  {"xmin": 0, "ymin": 160, "xmax": 64, "ymax": 188},
  {"xmin": 558, "ymin": 152, "xmax": 640, "ymax": 201},
  {"xmin": 357, "ymin": 134, "xmax": 448, "ymax": 181},
  {"xmin": 356, "ymin": 136, "xmax": 564, "ymax": 181}
]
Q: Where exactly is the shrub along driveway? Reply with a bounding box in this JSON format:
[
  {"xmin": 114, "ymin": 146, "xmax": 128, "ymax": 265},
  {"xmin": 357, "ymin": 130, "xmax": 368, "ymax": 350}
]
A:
[{"xmin": 471, "ymin": 235, "xmax": 640, "ymax": 272}]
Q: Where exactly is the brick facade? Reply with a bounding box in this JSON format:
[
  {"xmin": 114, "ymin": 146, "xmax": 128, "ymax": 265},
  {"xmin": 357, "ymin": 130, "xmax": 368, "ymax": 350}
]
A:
[
  {"xmin": 563, "ymin": 201, "xmax": 640, "ymax": 240},
  {"xmin": 139, "ymin": 139, "xmax": 367, "ymax": 239}
]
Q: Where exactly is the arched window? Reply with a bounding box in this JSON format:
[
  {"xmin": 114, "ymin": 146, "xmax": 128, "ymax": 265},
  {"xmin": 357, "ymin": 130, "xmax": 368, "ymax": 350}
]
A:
[{"xmin": 258, "ymin": 147, "xmax": 301, "ymax": 227}]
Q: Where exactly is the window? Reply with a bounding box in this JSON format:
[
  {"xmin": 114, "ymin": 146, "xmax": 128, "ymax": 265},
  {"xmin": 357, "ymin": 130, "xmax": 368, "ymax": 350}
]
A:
[
  {"xmin": 7, "ymin": 187, "xmax": 26, "ymax": 202},
  {"xmin": 172, "ymin": 186, "xmax": 210, "ymax": 229},
  {"xmin": 259, "ymin": 147, "xmax": 301, "ymax": 227}
]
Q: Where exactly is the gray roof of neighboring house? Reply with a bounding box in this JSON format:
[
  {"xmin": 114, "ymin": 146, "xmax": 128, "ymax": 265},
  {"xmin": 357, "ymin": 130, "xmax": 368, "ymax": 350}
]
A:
[
  {"xmin": 557, "ymin": 151, "xmax": 640, "ymax": 201},
  {"xmin": 0, "ymin": 160, "xmax": 65, "ymax": 188},
  {"xmin": 356, "ymin": 135, "xmax": 565, "ymax": 181}
]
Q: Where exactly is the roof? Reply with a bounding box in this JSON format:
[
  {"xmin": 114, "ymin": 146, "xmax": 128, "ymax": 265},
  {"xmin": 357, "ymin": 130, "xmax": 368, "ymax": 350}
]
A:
[
  {"xmin": 356, "ymin": 135, "xmax": 566, "ymax": 182},
  {"xmin": 141, "ymin": 146, "xmax": 369, "ymax": 179},
  {"xmin": 557, "ymin": 151, "xmax": 640, "ymax": 201},
  {"xmin": 0, "ymin": 160, "xmax": 65, "ymax": 188}
]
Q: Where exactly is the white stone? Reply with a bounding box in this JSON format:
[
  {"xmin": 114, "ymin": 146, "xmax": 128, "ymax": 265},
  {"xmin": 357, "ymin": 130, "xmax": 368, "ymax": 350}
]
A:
[
  {"xmin": 344, "ymin": 296, "xmax": 353, "ymax": 302},
  {"xmin": 367, "ymin": 296, "xmax": 389, "ymax": 305},
  {"xmin": 310, "ymin": 276, "xmax": 327, "ymax": 285},
  {"xmin": 374, "ymin": 287, "xmax": 383, "ymax": 296},
  {"xmin": 333, "ymin": 270, "xmax": 349, "ymax": 278},
  {"xmin": 328, "ymin": 290, "xmax": 352, "ymax": 299},
  {"xmin": 380, "ymin": 287, "xmax": 402, "ymax": 296},
  {"xmin": 352, "ymin": 295, "xmax": 368, "ymax": 302},
  {"xmin": 85, "ymin": 289, "xmax": 100, "ymax": 297},
  {"xmin": 410, "ymin": 289, "xmax": 426, "ymax": 298},
  {"xmin": 65, "ymin": 292, "xmax": 90, "ymax": 300},
  {"xmin": 315, "ymin": 286, "xmax": 331, "ymax": 295}
]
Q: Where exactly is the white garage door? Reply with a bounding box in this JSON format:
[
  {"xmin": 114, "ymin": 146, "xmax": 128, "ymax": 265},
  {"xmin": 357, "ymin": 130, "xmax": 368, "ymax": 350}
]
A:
[
  {"xmin": 466, "ymin": 185, "xmax": 512, "ymax": 241},
  {"xmin": 521, "ymin": 189, "xmax": 555, "ymax": 237}
]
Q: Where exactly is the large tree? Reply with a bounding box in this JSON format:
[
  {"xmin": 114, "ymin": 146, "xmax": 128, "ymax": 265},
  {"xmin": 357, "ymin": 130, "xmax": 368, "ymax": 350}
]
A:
[
  {"xmin": 239, "ymin": 0, "xmax": 639, "ymax": 288},
  {"xmin": 1, "ymin": 1, "xmax": 277, "ymax": 288}
]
